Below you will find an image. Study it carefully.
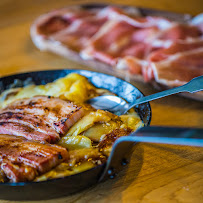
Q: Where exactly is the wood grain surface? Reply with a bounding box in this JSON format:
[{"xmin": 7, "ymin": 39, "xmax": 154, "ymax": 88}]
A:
[{"xmin": 0, "ymin": 0, "xmax": 203, "ymax": 202}]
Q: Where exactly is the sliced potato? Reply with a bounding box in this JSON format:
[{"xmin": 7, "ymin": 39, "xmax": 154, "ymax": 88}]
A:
[
  {"xmin": 0, "ymin": 84, "xmax": 51, "ymax": 108},
  {"xmin": 83, "ymin": 120, "xmax": 121, "ymax": 142},
  {"xmin": 34, "ymin": 161, "xmax": 95, "ymax": 181},
  {"xmin": 47, "ymin": 73, "xmax": 97, "ymax": 102},
  {"xmin": 65, "ymin": 73, "xmax": 88, "ymax": 83},
  {"xmin": 70, "ymin": 161, "xmax": 96, "ymax": 173},
  {"xmin": 67, "ymin": 110, "xmax": 116, "ymax": 137},
  {"xmin": 0, "ymin": 85, "xmax": 47, "ymax": 108},
  {"xmin": 58, "ymin": 135, "xmax": 92, "ymax": 150},
  {"xmin": 64, "ymin": 80, "xmax": 88, "ymax": 103},
  {"xmin": 0, "ymin": 169, "xmax": 6, "ymax": 183},
  {"xmin": 68, "ymin": 148, "xmax": 106, "ymax": 166},
  {"xmin": 0, "ymin": 73, "xmax": 98, "ymax": 107},
  {"xmin": 120, "ymin": 114, "xmax": 144, "ymax": 131},
  {"xmin": 45, "ymin": 80, "xmax": 71, "ymax": 97},
  {"xmin": 0, "ymin": 88, "xmax": 22, "ymax": 108},
  {"xmin": 62, "ymin": 73, "xmax": 97, "ymax": 103}
]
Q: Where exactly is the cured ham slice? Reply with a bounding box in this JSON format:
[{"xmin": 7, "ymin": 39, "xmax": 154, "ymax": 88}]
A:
[
  {"xmin": 150, "ymin": 23, "xmax": 202, "ymax": 48},
  {"xmin": 149, "ymin": 39, "xmax": 203, "ymax": 62},
  {"xmin": 31, "ymin": 7, "xmax": 108, "ymax": 52},
  {"xmin": 80, "ymin": 9, "xmax": 202, "ymax": 69},
  {"xmin": 51, "ymin": 16, "xmax": 107, "ymax": 52},
  {"xmin": 116, "ymin": 56, "xmax": 147, "ymax": 75},
  {"xmin": 99, "ymin": 6, "xmax": 172, "ymax": 29},
  {"xmin": 81, "ymin": 20, "xmax": 137, "ymax": 65},
  {"xmin": 0, "ymin": 134, "xmax": 68, "ymax": 182},
  {"xmin": 157, "ymin": 24, "xmax": 201, "ymax": 41},
  {"xmin": 150, "ymin": 48, "xmax": 203, "ymax": 86},
  {"xmin": 0, "ymin": 96, "xmax": 85, "ymax": 143},
  {"xmin": 143, "ymin": 39, "xmax": 203, "ymax": 82},
  {"xmin": 33, "ymin": 7, "xmax": 97, "ymax": 37},
  {"xmin": 32, "ymin": 5, "xmax": 172, "ymax": 61},
  {"xmin": 81, "ymin": 21, "xmax": 160, "ymax": 66}
]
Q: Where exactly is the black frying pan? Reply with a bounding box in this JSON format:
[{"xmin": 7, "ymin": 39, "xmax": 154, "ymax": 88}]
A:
[
  {"xmin": 0, "ymin": 70, "xmax": 202, "ymax": 200},
  {"xmin": 0, "ymin": 69, "xmax": 151, "ymax": 200}
]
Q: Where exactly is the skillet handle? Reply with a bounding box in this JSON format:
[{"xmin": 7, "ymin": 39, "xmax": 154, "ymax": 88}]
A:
[
  {"xmin": 131, "ymin": 126, "xmax": 203, "ymax": 146},
  {"xmin": 99, "ymin": 126, "xmax": 203, "ymax": 182}
]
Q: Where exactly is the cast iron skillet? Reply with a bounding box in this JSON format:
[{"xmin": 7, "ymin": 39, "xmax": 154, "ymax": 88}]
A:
[{"xmin": 0, "ymin": 69, "xmax": 151, "ymax": 200}]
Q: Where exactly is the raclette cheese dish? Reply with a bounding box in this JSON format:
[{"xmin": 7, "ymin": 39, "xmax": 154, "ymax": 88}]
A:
[{"xmin": 0, "ymin": 73, "xmax": 143, "ymax": 182}]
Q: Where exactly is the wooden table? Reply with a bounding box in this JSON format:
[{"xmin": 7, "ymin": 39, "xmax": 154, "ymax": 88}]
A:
[{"xmin": 0, "ymin": 0, "xmax": 203, "ymax": 202}]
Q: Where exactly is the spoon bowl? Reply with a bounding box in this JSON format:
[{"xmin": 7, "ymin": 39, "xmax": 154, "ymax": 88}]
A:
[{"xmin": 87, "ymin": 95, "xmax": 129, "ymax": 115}]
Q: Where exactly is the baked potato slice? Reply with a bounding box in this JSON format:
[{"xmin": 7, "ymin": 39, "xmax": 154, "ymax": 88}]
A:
[
  {"xmin": 58, "ymin": 135, "xmax": 92, "ymax": 150},
  {"xmin": 120, "ymin": 113, "xmax": 144, "ymax": 131},
  {"xmin": 82, "ymin": 120, "xmax": 122, "ymax": 142},
  {"xmin": 66, "ymin": 110, "xmax": 117, "ymax": 137}
]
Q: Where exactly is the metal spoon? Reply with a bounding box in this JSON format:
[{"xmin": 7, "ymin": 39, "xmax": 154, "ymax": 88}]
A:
[{"xmin": 88, "ymin": 76, "xmax": 203, "ymax": 115}]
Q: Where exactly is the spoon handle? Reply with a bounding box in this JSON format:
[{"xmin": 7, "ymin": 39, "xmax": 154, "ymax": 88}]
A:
[
  {"xmin": 99, "ymin": 126, "xmax": 203, "ymax": 181},
  {"xmin": 126, "ymin": 76, "xmax": 203, "ymax": 112}
]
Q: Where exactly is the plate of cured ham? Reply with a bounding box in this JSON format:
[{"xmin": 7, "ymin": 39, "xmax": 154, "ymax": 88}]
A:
[{"xmin": 30, "ymin": 4, "xmax": 203, "ymax": 100}]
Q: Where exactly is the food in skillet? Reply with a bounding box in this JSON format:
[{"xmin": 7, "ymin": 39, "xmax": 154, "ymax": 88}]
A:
[
  {"xmin": 31, "ymin": 5, "xmax": 203, "ymax": 96},
  {"xmin": 0, "ymin": 73, "xmax": 143, "ymax": 182}
]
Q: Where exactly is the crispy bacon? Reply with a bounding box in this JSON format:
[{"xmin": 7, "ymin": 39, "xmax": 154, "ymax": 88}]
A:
[
  {"xmin": 98, "ymin": 128, "xmax": 132, "ymax": 154},
  {"xmin": 0, "ymin": 122, "xmax": 57, "ymax": 143},
  {"xmin": 0, "ymin": 96, "xmax": 85, "ymax": 143},
  {"xmin": 0, "ymin": 134, "xmax": 68, "ymax": 182},
  {"xmin": 0, "ymin": 111, "xmax": 59, "ymax": 141},
  {"xmin": 1, "ymin": 162, "xmax": 37, "ymax": 182},
  {"xmin": 97, "ymin": 128, "xmax": 132, "ymax": 157}
]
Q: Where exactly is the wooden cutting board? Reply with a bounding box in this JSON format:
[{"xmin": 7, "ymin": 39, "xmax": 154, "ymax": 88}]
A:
[{"xmin": 0, "ymin": 0, "xmax": 203, "ymax": 202}]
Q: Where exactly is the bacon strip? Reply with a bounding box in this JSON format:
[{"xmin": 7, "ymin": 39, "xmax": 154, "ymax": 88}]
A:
[
  {"xmin": 0, "ymin": 96, "xmax": 85, "ymax": 143},
  {"xmin": 0, "ymin": 134, "xmax": 68, "ymax": 182}
]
